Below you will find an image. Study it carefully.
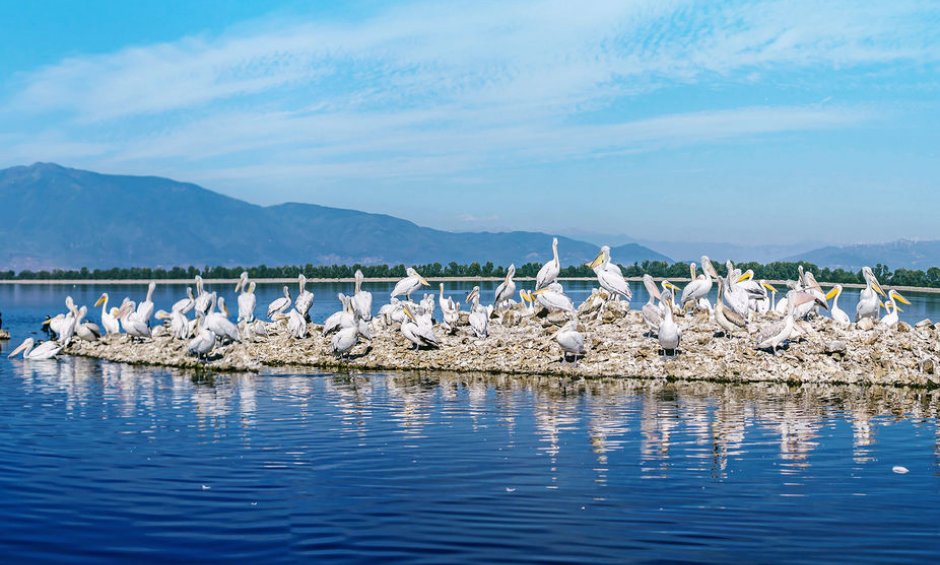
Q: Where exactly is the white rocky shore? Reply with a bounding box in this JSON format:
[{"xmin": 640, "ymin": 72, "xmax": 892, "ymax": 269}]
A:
[{"xmin": 65, "ymin": 300, "xmax": 940, "ymax": 388}]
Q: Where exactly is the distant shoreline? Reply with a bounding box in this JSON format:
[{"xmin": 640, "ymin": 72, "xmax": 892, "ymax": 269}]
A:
[{"xmin": 2, "ymin": 277, "xmax": 940, "ymax": 294}]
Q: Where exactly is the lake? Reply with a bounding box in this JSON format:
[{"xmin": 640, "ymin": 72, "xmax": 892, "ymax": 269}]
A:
[{"xmin": 0, "ymin": 282, "xmax": 939, "ymax": 562}]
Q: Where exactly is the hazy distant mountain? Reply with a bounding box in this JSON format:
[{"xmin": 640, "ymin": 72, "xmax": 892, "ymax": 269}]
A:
[
  {"xmin": 633, "ymin": 239, "xmax": 825, "ymax": 264},
  {"xmin": 0, "ymin": 163, "xmax": 670, "ymax": 270},
  {"xmin": 785, "ymin": 240, "xmax": 940, "ymax": 271}
]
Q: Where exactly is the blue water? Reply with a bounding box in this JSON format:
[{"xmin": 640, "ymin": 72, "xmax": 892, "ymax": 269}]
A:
[{"xmin": 1, "ymin": 282, "xmax": 939, "ymax": 563}]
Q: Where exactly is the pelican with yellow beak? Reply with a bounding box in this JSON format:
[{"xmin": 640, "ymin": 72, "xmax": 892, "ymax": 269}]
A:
[
  {"xmin": 401, "ymin": 306, "xmax": 439, "ymax": 350},
  {"xmin": 825, "ymin": 285, "xmax": 850, "ymax": 326},
  {"xmin": 879, "ymin": 289, "xmax": 910, "ymax": 328},
  {"xmin": 94, "ymin": 293, "xmax": 121, "ymax": 336},
  {"xmin": 856, "ymin": 267, "xmax": 887, "ymax": 322},
  {"xmin": 680, "ymin": 256, "xmax": 717, "ymax": 310},
  {"xmin": 641, "ymin": 275, "xmax": 679, "ymax": 336},
  {"xmin": 588, "ymin": 246, "xmax": 631, "ymax": 301},
  {"xmin": 531, "ymin": 284, "xmax": 575, "ymax": 314},
  {"xmin": 391, "ymin": 267, "xmax": 430, "ymax": 301}
]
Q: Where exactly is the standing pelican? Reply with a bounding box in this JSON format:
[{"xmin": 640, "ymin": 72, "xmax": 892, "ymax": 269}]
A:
[
  {"xmin": 207, "ymin": 296, "xmax": 241, "ymax": 343},
  {"xmin": 856, "ymin": 267, "xmax": 888, "ymax": 322},
  {"xmin": 295, "ymin": 275, "xmax": 315, "ymax": 321},
  {"xmin": 237, "ymin": 281, "xmax": 257, "ymax": 323},
  {"xmin": 658, "ymin": 289, "xmax": 681, "ymax": 357},
  {"xmin": 323, "ymin": 294, "xmax": 355, "ymax": 336},
  {"xmin": 755, "ymin": 292, "xmax": 828, "ymax": 354},
  {"xmin": 715, "ymin": 278, "xmax": 747, "ymax": 338},
  {"xmin": 588, "ymin": 246, "xmax": 632, "ymax": 301},
  {"xmin": 188, "ymin": 314, "xmax": 216, "ymax": 362},
  {"xmin": 553, "ymin": 318, "xmax": 585, "ymax": 364},
  {"xmin": 117, "ymin": 302, "xmax": 151, "ymax": 341},
  {"xmin": 267, "ymin": 286, "xmax": 292, "ymax": 320},
  {"xmin": 136, "ymin": 282, "xmax": 157, "ymax": 326},
  {"xmin": 467, "ymin": 286, "xmax": 489, "ymax": 338},
  {"xmin": 286, "ymin": 308, "xmax": 308, "ymax": 339},
  {"xmin": 194, "ymin": 275, "xmax": 212, "ymax": 316},
  {"xmin": 401, "ymin": 306, "xmax": 439, "ymax": 350},
  {"xmin": 439, "ymin": 283, "xmax": 460, "ymax": 332},
  {"xmin": 641, "ymin": 275, "xmax": 663, "ymax": 335},
  {"xmin": 8, "ymin": 338, "xmax": 62, "ymax": 360},
  {"xmin": 391, "ymin": 267, "xmax": 430, "ymax": 301},
  {"xmin": 351, "ymin": 270, "xmax": 373, "ymax": 321},
  {"xmin": 493, "ymin": 264, "xmax": 517, "ymax": 309},
  {"xmin": 825, "ymin": 285, "xmax": 850, "ymax": 326},
  {"xmin": 535, "ymin": 237, "xmax": 560, "ymax": 290},
  {"xmin": 94, "ymin": 293, "xmax": 121, "ymax": 336},
  {"xmin": 680, "ymin": 256, "xmax": 716, "ymax": 310},
  {"xmin": 879, "ymin": 289, "xmax": 910, "ymax": 328}
]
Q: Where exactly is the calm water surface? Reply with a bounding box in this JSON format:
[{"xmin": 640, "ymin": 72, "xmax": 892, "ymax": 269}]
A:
[{"xmin": 0, "ymin": 283, "xmax": 939, "ymax": 562}]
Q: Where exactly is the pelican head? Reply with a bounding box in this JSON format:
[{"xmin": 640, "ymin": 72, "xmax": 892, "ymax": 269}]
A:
[
  {"xmin": 688, "ymin": 262, "xmax": 697, "ymax": 280},
  {"xmin": 762, "ymin": 281, "xmax": 779, "ymax": 293},
  {"xmin": 406, "ymin": 267, "xmax": 430, "ymax": 286},
  {"xmin": 862, "ymin": 267, "xmax": 887, "ymax": 298},
  {"xmin": 662, "ymin": 281, "xmax": 681, "ymax": 292},
  {"xmin": 8, "ymin": 338, "xmax": 35, "ymax": 358},
  {"xmin": 736, "ymin": 270, "xmax": 754, "ymax": 283},
  {"xmin": 588, "ymin": 246, "xmax": 610, "ymax": 270},
  {"xmin": 466, "ymin": 286, "xmax": 480, "ymax": 304},
  {"xmin": 889, "ymin": 289, "xmax": 911, "ymax": 305},
  {"xmin": 235, "ymin": 271, "xmax": 248, "ymax": 292},
  {"xmin": 790, "ymin": 291, "xmax": 830, "ymax": 311},
  {"xmin": 94, "ymin": 293, "xmax": 108, "ymax": 308},
  {"xmin": 247, "ymin": 281, "xmax": 256, "ymax": 294},
  {"xmin": 825, "ymin": 285, "xmax": 842, "ymax": 300},
  {"xmin": 506, "ymin": 264, "xmax": 516, "ymax": 279},
  {"xmin": 402, "ymin": 305, "xmax": 416, "ymax": 322},
  {"xmin": 298, "ymin": 274, "xmax": 307, "ymax": 291}
]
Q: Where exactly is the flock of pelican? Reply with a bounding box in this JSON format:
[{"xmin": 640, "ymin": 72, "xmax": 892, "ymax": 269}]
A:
[{"xmin": 7, "ymin": 239, "xmax": 913, "ymax": 366}]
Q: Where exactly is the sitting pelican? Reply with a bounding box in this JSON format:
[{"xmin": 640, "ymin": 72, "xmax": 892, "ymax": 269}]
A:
[
  {"xmin": 531, "ymin": 283, "xmax": 575, "ymax": 314},
  {"xmin": 136, "ymin": 282, "xmax": 157, "ymax": 327},
  {"xmin": 323, "ymin": 294, "xmax": 355, "ymax": 336},
  {"xmin": 207, "ymin": 296, "xmax": 241, "ymax": 343},
  {"xmin": 588, "ymin": 246, "xmax": 632, "ymax": 301},
  {"xmin": 237, "ymin": 281, "xmax": 257, "ymax": 323},
  {"xmin": 391, "ymin": 267, "xmax": 430, "ymax": 301},
  {"xmin": 352, "ymin": 270, "xmax": 373, "ymax": 321},
  {"xmin": 680, "ymin": 256, "xmax": 716, "ymax": 311},
  {"xmin": 856, "ymin": 267, "xmax": 887, "ymax": 322},
  {"xmin": 118, "ymin": 301, "xmax": 151, "ymax": 341},
  {"xmin": 331, "ymin": 320, "xmax": 372, "ymax": 359},
  {"xmin": 879, "ymin": 289, "xmax": 910, "ymax": 328},
  {"xmin": 188, "ymin": 314, "xmax": 216, "ymax": 362},
  {"xmin": 267, "ymin": 286, "xmax": 292, "ymax": 320},
  {"xmin": 285, "ymin": 308, "xmax": 308, "ymax": 339},
  {"xmin": 439, "ymin": 284, "xmax": 461, "ymax": 333},
  {"xmin": 172, "ymin": 287, "xmax": 195, "ymax": 315},
  {"xmin": 46, "ymin": 296, "xmax": 78, "ymax": 345},
  {"xmin": 755, "ymin": 292, "xmax": 828, "ymax": 354},
  {"xmin": 74, "ymin": 306, "xmax": 101, "ymax": 342},
  {"xmin": 156, "ymin": 309, "xmax": 191, "ymax": 340},
  {"xmin": 493, "ymin": 264, "xmax": 517, "ymax": 310},
  {"xmin": 295, "ymin": 275, "xmax": 315, "ymax": 321},
  {"xmin": 94, "ymin": 293, "xmax": 121, "ymax": 336},
  {"xmin": 825, "ymin": 285, "xmax": 850, "ymax": 326},
  {"xmin": 724, "ymin": 272, "xmax": 753, "ymax": 320},
  {"xmin": 8, "ymin": 338, "xmax": 62, "ymax": 360},
  {"xmin": 535, "ymin": 237, "xmax": 560, "ymax": 290},
  {"xmin": 553, "ymin": 318, "xmax": 585, "ymax": 364},
  {"xmin": 658, "ymin": 289, "xmax": 681, "ymax": 357},
  {"xmin": 401, "ymin": 306, "xmax": 439, "ymax": 350},
  {"xmin": 641, "ymin": 276, "xmax": 679, "ymax": 336},
  {"xmin": 466, "ymin": 286, "xmax": 489, "ymax": 338},
  {"xmin": 194, "ymin": 275, "xmax": 212, "ymax": 316},
  {"xmin": 715, "ymin": 278, "xmax": 747, "ymax": 338}
]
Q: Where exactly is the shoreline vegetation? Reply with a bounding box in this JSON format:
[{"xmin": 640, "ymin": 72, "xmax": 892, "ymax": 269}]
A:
[{"xmin": 4, "ymin": 261, "xmax": 940, "ymax": 291}]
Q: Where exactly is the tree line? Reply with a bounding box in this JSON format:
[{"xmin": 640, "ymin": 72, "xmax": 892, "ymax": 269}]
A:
[{"xmin": 2, "ymin": 261, "xmax": 940, "ymax": 288}]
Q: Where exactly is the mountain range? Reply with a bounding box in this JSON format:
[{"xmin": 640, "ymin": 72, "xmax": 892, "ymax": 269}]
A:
[{"xmin": 0, "ymin": 163, "xmax": 670, "ymax": 270}]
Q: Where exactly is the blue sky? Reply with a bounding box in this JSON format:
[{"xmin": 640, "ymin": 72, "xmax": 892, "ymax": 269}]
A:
[{"xmin": 1, "ymin": 0, "xmax": 938, "ymax": 246}]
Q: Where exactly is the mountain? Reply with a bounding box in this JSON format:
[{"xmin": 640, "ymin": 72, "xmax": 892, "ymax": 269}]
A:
[
  {"xmin": 632, "ymin": 239, "xmax": 825, "ymax": 264},
  {"xmin": 0, "ymin": 163, "xmax": 670, "ymax": 270},
  {"xmin": 785, "ymin": 240, "xmax": 940, "ymax": 271}
]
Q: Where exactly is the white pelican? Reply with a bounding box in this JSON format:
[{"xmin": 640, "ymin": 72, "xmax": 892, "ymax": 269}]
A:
[
  {"xmin": 323, "ymin": 294, "xmax": 355, "ymax": 336},
  {"xmin": 267, "ymin": 286, "xmax": 292, "ymax": 320},
  {"xmin": 285, "ymin": 308, "xmax": 307, "ymax": 339},
  {"xmin": 295, "ymin": 275, "xmax": 315, "ymax": 321},
  {"xmin": 136, "ymin": 282, "xmax": 156, "ymax": 326},
  {"xmin": 439, "ymin": 284, "xmax": 461, "ymax": 333},
  {"xmin": 331, "ymin": 321, "xmax": 372, "ymax": 359},
  {"xmin": 553, "ymin": 318, "xmax": 585, "ymax": 364},
  {"xmin": 519, "ymin": 289, "xmax": 535, "ymax": 314},
  {"xmin": 493, "ymin": 264, "xmax": 517, "ymax": 309},
  {"xmin": 467, "ymin": 286, "xmax": 489, "ymax": 338},
  {"xmin": 94, "ymin": 293, "xmax": 121, "ymax": 336},
  {"xmin": 237, "ymin": 281, "xmax": 257, "ymax": 323},
  {"xmin": 173, "ymin": 287, "xmax": 195, "ymax": 315},
  {"xmin": 825, "ymin": 285, "xmax": 850, "ymax": 327},
  {"xmin": 391, "ymin": 267, "xmax": 430, "ymax": 301},
  {"xmin": 756, "ymin": 292, "xmax": 828, "ymax": 354},
  {"xmin": 658, "ymin": 289, "xmax": 681, "ymax": 357},
  {"xmin": 157, "ymin": 309, "xmax": 191, "ymax": 340},
  {"xmin": 352, "ymin": 270, "xmax": 373, "ymax": 321},
  {"xmin": 641, "ymin": 276, "xmax": 679, "ymax": 336},
  {"xmin": 680, "ymin": 256, "xmax": 716, "ymax": 310},
  {"xmin": 531, "ymin": 283, "xmax": 575, "ymax": 314},
  {"xmin": 724, "ymin": 272, "xmax": 753, "ymax": 320},
  {"xmin": 856, "ymin": 267, "xmax": 887, "ymax": 322},
  {"xmin": 188, "ymin": 314, "xmax": 216, "ymax": 361},
  {"xmin": 401, "ymin": 306, "xmax": 439, "ymax": 350},
  {"xmin": 879, "ymin": 289, "xmax": 910, "ymax": 328},
  {"xmin": 48, "ymin": 296, "xmax": 78, "ymax": 345},
  {"xmin": 535, "ymin": 237, "xmax": 560, "ymax": 290},
  {"xmin": 207, "ymin": 296, "xmax": 241, "ymax": 343},
  {"xmin": 715, "ymin": 278, "xmax": 747, "ymax": 338},
  {"xmin": 8, "ymin": 338, "xmax": 62, "ymax": 360},
  {"xmin": 74, "ymin": 306, "xmax": 101, "ymax": 342},
  {"xmin": 194, "ymin": 275, "xmax": 212, "ymax": 316},
  {"xmin": 588, "ymin": 246, "xmax": 631, "ymax": 301}
]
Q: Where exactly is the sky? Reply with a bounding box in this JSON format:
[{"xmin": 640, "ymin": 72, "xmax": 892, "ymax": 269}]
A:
[{"xmin": 1, "ymin": 0, "xmax": 938, "ymax": 246}]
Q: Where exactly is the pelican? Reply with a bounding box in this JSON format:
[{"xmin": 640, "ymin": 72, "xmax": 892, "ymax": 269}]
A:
[
  {"xmin": 535, "ymin": 237, "xmax": 560, "ymax": 290},
  {"xmin": 531, "ymin": 283, "xmax": 575, "ymax": 314},
  {"xmin": 295, "ymin": 275, "xmax": 315, "ymax": 321},
  {"xmin": 285, "ymin": 308, "xmax": 308, "ymax": 339},
  {"xmin": 467, "ymin": 286, "xmax": 489, "ymax": 338},
  {"xmin": 715, "ymin": 278, "xmax": 747, "ymax": 338},
  {"xmin": 237, "ymin": 281, "xmax": 257, "ymax": 323},
  {"xmin": 351, "ymin": 270, "xmax": 373, "ymax": 321},
  {"xmin": 724, "ymin": 271, "xmax": 753, "ymax": 320},
  {"xmin": 172, "ymin": 287, "xmax": 195, "ymax": 315},
  {"xmin": 194, "ymin": 275, "xmax": 212, "ymax": 316},
  {"xmin": 156, "ymin": 309, "xmax": 191, "ymax": 340},
  {"xmin": 8, "ymin": 338, "xmax": 62, "ymax": 360},
  {"xmin": 267, "ymin": 286, "xmax": 292, "ymax": 320},
  {"xmin": 658, "ymin": 289, "xmax": 680, "ymax": 357},
  {"xmin": 755, "ymin": 292, "xmax": 828, "ymax": 354},
  {"xmin": 74, "ymin": 306, "xmax": 101, "ymax": 342},
  {"xmin": 641, "ymin": 275, "xmax": 663, "ymax": 334},
  {"xmin": 117, "ymin": 302, "xmax": 151, "ymax": 341},
  {"xmin": 439, "ymin": 284, "xmax": 461, "ymax": 333},
  {"xmin": 588, "ymin": 246, "xmax": 631, "ymax": 301},
  {"xmin": 879, "ymin": 289, "xmax": 910, "ymax": 328},
  {"xmin": 856, "ymin": 267, "xmax": 888, "ymax": 322},
  {"xmin": 825, "ymin": 285, "xmax": 850, "ymax": 326},
  {"xmin": 519, "ymin": 289, "xmax": 535, "ymax": 314},
  {"xmin": 493, "ymin": 264, "xmax": 517, "ymax": 309},
  {"xmin": 323, "ymin": 294, "xmax": 355, "ymax": 336},
  {"xmin": 332, "ymin": 320, "xmax": 372, "ymax": 359},
  {"xmin": 680, "ymin": 256, "xmax": 716, "ymax": 310},
  {"xmin": 391, "ymin": 267, "xmax": 430, "ymax": 301},
  {"xmin": 401, "ymin": 306, "xmax": 439, "ymax": 350},
  {"xmin": 48, "ymin": 296, "xmax": 78, "ymax": 345},
  {"xmin": 207, "ymin": 296, "xmax": 241, "ymax": 343},
  {"xmin": 187, "ymin": 314, "xmax": 216, "ymax": 362},
  {"xmin": 136, "ymin": 282, "xmax": 156, "ymax": 326},
  {"xmin": 94, "ymin": 293, "xmax": 121, "ymax": 336},
  {"xmin": 553, "ymin": 318, "xmax": 585, "ymax": 364}
]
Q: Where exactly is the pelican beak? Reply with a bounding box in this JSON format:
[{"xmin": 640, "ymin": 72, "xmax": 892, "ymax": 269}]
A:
[
  {"xmin": 531, "ymin": 288, "xmax": 547, "ymax": 296},
  {"xmin": 587, "ymin": 251, "xmax": 604, "ymax": 270},
  {"xmin": 892, "ymin": 290, "xmax": 911, "ymax": 305},
  {"xmin": 735, "ymin": 272, "xmax": 753, "ymax": 283},
  {"xmin": 816, "ymin": 297, "xmax": 830, "ymax": 311},
  {"xmin": 825, "ymin": 287, "xmax": 839, "ymax": 300},
  {"xmin": 403, "ymin": 306, "xmax": 416, "ymax": 322},
  {"xmin": 42, "ymin": 318, "xmax": 52, "ymax": 326},
  {"xmin": 872, "ymin": 280, "xmax": 887, "ymax": 298},
  {"xmin": 419, "ymin": 276, "xmax": 430, "ymax": 286},
  {"xmin": 8, "ymin": 341, "xmax": 29, "ymax": 358},
  {"xmin": 222, "ymin": 304, "xmax": 229, "ymax": 317},
  {"xmin": 94, "ymin": 295, "xmax": 106, "ymax": 307},
  {"xmin": 663, "ymin": 281, "xmax": 680, "ymax": 291},
  {"xmin": 762, "ymin": 282, "xmax": 779, "ymax": 293}
]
